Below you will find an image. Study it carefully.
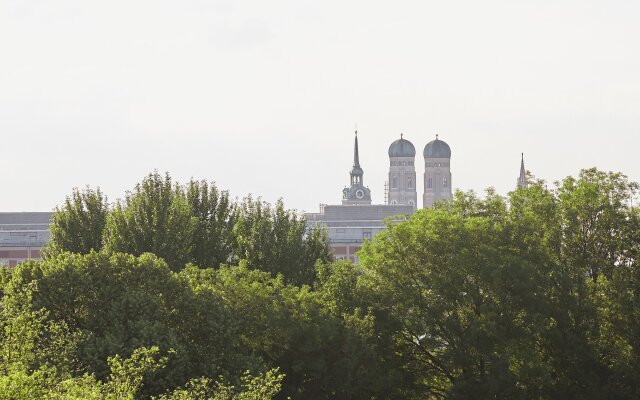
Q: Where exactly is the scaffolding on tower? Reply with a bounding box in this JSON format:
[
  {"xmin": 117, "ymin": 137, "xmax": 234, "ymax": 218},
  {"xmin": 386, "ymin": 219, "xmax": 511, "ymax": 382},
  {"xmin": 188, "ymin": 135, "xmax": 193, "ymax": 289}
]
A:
[{"xmin": 384, "ymin": 181, "xmax": 389, "ymax": 204}]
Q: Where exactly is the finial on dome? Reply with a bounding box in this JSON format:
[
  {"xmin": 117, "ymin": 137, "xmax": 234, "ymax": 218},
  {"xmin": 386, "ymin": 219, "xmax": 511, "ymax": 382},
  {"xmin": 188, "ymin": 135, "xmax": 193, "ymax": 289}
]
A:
[
  {"xmin": 400, "ymin": 133, "xmax": 403, "ymax": 139},
  {"xmin": 436, "ymin": 134, "xmax": 439, "ymax": 140}
]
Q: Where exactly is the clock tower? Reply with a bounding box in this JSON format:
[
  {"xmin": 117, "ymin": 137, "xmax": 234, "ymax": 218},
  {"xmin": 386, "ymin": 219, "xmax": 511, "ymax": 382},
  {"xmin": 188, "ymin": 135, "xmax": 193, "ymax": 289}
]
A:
[{"xmin": 342, "ymin": 130, "xmax": 372, "ymax": 205}]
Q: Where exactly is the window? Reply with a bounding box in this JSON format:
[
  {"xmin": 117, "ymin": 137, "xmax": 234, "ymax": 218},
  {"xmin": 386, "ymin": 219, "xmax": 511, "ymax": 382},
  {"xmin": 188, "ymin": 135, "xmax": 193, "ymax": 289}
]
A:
[
  {"xmin": 428, "ymin": 178, "xmax": 432, "ymax": 189},
  {"xmin": 363, "ymin": 231, "xmax": 372, "ymax": 240},
  {"xmin": 392, "ymin": 175, "xmax": 398, "ymax": 188},
  {"xmin": 408, "ymin": 177, "xmax": 412, "ymax": 189},
  {"xmin": 443, "ymin": 177, "xmax": 448, "ymax": 188}
]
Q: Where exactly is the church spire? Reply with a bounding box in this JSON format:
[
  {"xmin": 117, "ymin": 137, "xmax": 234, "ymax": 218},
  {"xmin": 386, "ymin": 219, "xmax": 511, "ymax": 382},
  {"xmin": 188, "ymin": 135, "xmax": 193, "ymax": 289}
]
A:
[
  {"xmin": 353, "ymin": 130, "xmax": 360, "ymax": 168},
  {"xmin": 517, "ymin": 153, "xmax": 527, "ymax": 188},
  {"xmin": 349, "ymin": 130, "xmax": 364, "ymax": 186},
  {"xmin": 342, "ymin": 128, "xmax": 371, "ymax": 205}
]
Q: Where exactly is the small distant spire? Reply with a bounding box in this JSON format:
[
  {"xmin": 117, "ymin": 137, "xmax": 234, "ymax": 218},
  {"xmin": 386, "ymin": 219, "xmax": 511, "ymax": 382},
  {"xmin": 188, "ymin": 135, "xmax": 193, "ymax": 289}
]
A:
[
  {"xmin": 436, "ymin": 134, "xmax": 439, "ymax": 140},
  {"xmin": 518, "ymin": 153, "xmax": 527, "ymax": 188},
  {"xmin": 353, "ymin": 130, "xmax": 360, "ymax": 168},
  {"xmin": 400, "ymin": 133, "xmax": 403, "ymax": 139}
]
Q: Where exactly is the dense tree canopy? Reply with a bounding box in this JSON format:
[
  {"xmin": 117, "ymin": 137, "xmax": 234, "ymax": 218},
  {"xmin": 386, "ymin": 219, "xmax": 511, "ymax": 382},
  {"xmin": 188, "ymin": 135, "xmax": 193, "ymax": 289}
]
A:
[
  {"xmin": 231, "ymin": 197, "xmax": 332, "ymax": 286},
  {"xmin": 47, "ymin": 172, "xmax": 330, "ymax": 283},
  {"xmin": 103, "ymin": 173, "xmax": 198, "ymax": 271},
  {"xmin": 46, "ymin": 186, "xmax": 109, "ymax": 257},
  {"xmin": 3, "ymin": 167, "xmax": 640, "ymax": 399}
]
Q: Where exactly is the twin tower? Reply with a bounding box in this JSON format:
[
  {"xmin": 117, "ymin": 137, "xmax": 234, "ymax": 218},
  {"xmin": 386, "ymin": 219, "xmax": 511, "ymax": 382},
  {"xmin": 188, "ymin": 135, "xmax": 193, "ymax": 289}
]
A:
[{"xmin": 342, "ymin": 132, "xmax": 452, "ymax": 209}]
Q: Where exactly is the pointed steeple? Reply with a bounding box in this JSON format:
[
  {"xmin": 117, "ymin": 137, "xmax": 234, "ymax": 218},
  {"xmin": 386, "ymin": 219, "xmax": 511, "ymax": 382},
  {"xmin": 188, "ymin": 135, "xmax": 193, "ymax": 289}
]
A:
[
  {"xmin": 517, "ymin": 153, "xmax": 527, "ymax": 188},
  {"xmin": 353, "ymin": 130, "xmax": 360, "ymax": 168},
  {"xmin": 342, "ymin": 128, "xmax": 371, "ymax": 205},
  {"xmin": 350, "ymin": 130, "xmax": 364, "ymax": 186}
]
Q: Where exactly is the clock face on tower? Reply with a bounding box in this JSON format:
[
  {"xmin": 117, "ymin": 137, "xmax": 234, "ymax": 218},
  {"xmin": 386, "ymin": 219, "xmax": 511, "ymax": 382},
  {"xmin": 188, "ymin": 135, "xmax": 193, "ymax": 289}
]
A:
[{"xmin": 355, "ymin": 189, "xmax": 365, "ymax": 199}]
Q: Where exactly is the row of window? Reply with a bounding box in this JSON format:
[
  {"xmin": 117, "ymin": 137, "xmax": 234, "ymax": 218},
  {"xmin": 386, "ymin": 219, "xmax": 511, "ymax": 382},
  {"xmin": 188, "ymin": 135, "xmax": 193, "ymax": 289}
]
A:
[
  {"xmin": 390, "ymin": 160, "xmax": 415, "ymax": 166},
  {"xmin": 427, "ymin": 177, "xmax": 448, "ymax": 189},
  {"xmin": 389, "ymin": 162, "xmax": 450, "ymax": 167},
  {"xmin": 391, "ymin": 176, "xmax": 413, "ymax": 189},
  {"xmin": 390, "ymin": 200, "xmax": 415, "ymax": 206},
  {"xmin": 391, "ymin": 176, "xmax": 448, "ymax": 189}
]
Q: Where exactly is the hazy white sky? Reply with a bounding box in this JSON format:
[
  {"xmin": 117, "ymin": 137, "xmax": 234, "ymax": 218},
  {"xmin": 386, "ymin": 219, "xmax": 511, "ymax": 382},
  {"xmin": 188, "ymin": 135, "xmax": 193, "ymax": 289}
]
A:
[{"xmin": 1, "ymin": 0, "xmax": 639, "ymax": 212}]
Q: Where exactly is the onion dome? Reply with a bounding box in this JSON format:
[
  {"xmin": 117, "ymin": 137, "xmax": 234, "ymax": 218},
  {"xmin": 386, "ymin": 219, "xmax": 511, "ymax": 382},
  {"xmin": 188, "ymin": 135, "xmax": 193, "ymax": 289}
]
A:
[
  {"xmin": 388, "ymin": 134, "xmax": 416, "ymax": 157},
  {"xmin": 423, "ymin": 135, "xmax": 451, "ymax": 158}
]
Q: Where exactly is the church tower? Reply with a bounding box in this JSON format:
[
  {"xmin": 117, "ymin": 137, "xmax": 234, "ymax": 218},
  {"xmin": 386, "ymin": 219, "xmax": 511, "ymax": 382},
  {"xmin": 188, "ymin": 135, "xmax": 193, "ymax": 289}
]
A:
[
  {"xmin": 517, "ymin": 153, "xmax": 528, "ymax": 188},
  {"xmin": 423, "ymin": 135, "xmax": 452, "ymax": 208},
  {"xmin": 342, "ymin": 131, "xmax": 372, "ymax": 205},
  {"xmin": 387, "ymin": 134, "xmax": 417, "ymax": 209}
]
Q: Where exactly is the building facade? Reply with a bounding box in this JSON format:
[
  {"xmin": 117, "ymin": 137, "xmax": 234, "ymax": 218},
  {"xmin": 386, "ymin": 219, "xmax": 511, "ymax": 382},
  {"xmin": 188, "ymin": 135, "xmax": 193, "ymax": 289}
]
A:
[
  {"xmin": 306, "ymin": 204, "xmax": 413, "ymax": 263},
  {"xmin": 388, "ymin": 134, "xmax": 418, "ymax": 209},
  {"xmin": 0, "ymin": 212, "xmax": 52, "ymax": 267},
  {"xmin": 308, "ymin": 131, "xmax": 429, "ymax": 262},
  {"xmin": 423, "ymin": 135, "xmax": 453, "ymax": 208}
]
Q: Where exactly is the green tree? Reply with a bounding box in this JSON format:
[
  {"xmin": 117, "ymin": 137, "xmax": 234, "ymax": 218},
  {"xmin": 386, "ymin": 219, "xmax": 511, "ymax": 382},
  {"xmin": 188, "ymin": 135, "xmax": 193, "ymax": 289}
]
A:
[
  {"xmin": 0, "ymin": 252, "xmax": 253, "ymax": 397},
  {"xmin": 186, "ymin": 179, "xmax": 236, "ymax": 269},
  {"xmin": 0, "ymin": 346, "xmax": 168, "ymax": 400},
  {"xmin": 103, "ymin": 172, "xmax": 197, "ymax": 271},
  {"xmin": 555, "ymin": 168, "xmax": 639, "ymax": 282},
  {"xmin": 181, "ymin": 262, "xmax": 402, "ymax": 400},
  {"xmin": 156, "ymin": 369, "xmax": 284, "ymax": 400},
  {"xmin": 358, "ymin": 198, "xmax": 561, "ymax": 399},
  {"xmin": 46, "ymin": 186, "xmax": 109, "ymax": 257},
  {"xmin": 232, "ymin": 197, "xmax": 331, "ymax": 286},
  {"xmin": 551, "ymin": 169, "xmax": 640, "ymax": 398}
]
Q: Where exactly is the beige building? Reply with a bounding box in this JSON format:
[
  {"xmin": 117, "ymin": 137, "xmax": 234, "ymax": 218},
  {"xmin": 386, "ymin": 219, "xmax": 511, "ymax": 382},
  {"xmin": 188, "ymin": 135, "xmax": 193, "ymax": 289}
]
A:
[
  {"xmin": 388, "ymin": 134, "xmax": 418, "ymax": 210},
  {"xmin": 423, "ymin": 135, "xmax": 453, "ymax": 208}
]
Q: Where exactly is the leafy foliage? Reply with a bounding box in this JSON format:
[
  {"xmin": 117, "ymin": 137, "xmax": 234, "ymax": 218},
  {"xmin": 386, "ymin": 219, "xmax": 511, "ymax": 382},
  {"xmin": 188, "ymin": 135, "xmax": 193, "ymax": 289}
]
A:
[
  {"xmin": 46, "ymin": 186, "xmax": 109, "ymax": 256},
  {"xmin": 231, "ymin": 197, "xmax": 331, "ymax": 285},
  {"xmin": 186, "ymin": 179, "xmax": 237, "ymax": 269},
  {"xmin": 8, "ymin": 167, "xmax": 640, "ymax": 399},
  {"xmin": 47, "ymin": 172, "xmax": 331, "ymax": 284},
  {"xmin": 103, "ymin": 172, "xmax": 197, "ymax": 271},
  {"xmin": 0, "ymin": 253, "xmax": 254, "ymax": 398}
]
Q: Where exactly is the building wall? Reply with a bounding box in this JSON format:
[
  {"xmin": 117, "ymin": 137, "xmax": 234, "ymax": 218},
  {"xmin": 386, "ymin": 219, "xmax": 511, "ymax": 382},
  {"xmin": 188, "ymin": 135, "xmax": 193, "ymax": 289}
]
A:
[
  {"xmin": 388, "ymin": 156, "xmax": 417, "ymax": 209},
  {"xmin": 423, "ymin": 157, "xmax": 452, "ymax": 208},
  {"xmin": 0, "ymin": 212, "xmax": 52, "ymax": 267},
  {"xmin": 306, "ymin": 204, "xmax": 414, "ymax": 263}
]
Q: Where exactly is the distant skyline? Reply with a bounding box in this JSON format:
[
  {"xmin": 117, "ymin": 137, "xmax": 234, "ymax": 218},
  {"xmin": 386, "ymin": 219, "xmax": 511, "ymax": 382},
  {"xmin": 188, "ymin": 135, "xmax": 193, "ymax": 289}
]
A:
[{"xmin": 2, "ymin": 0, "xmax": 639, "ymax": 212}]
